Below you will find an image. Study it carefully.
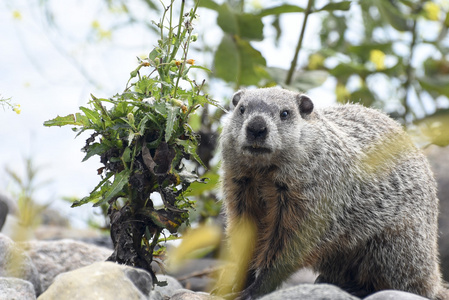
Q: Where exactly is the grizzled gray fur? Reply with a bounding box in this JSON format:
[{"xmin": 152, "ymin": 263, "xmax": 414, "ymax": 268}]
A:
[{"xmin": 219, "ymin": 87, "xmax": 448, "ymax": 299}]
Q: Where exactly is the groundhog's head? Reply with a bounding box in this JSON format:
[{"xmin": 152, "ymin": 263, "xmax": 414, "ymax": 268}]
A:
[{"xmin": 221, "ymin": 88, "xmax": 313, "ymax": 166}]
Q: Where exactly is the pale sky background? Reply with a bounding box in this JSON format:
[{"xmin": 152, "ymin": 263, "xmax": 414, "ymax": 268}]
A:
[{"xmin": 0, "ymin": 0, "xmax": 446, "ymax": 227}]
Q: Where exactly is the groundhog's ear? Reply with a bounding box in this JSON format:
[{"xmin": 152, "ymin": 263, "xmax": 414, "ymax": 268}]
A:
[
  {"xmin": 297, "ymin": 94, "xmax": 314, "ymax": 117},
  {"xmin": 232, "ymin": 90, "xmax": 244, "ymax": 107}
]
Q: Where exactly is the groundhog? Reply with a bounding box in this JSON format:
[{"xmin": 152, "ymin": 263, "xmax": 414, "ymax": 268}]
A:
[{"xmin": 219, "ymin": 87, "xmax": 448, "ymax": 299}]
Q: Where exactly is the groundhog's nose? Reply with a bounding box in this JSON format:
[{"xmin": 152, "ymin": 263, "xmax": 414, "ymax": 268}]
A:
[{"xmin": 246, "ymin": 116, "xmax": 268, "ymax": 141}]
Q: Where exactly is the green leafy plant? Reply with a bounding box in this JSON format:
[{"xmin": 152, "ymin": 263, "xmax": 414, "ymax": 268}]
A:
[{"xmin": 44, "ymin": 0, "xmax": 221, "ymax": 283}]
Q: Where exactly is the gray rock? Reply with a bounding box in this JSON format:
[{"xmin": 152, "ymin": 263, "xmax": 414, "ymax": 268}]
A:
[
  {"xmin": 171, "ymin": 289, "xmax": 222, "ymax": 300},
  {"xmin": 168, "ymin": 258, "xmax": 219, "ymax": 291},
  {"xmin": 33, "ymin": 225, "xmax": 105, "ymax": 241},
  {"xmin": 40, "ymin": 209, "xmax": 70, "ymax": 227},
  {"xmin": 0, "ymin": 277, "xmax": 36, "ymax": 300},
  {"xmin": 364, "ymin": 290, "xmax": 428, "ymax": 300},
  {"xmin": 154, "ymin": 274, "xmax": 183, "ymax": 297},
  {"xmin": 37, "ymin": 261, "xmax": 152, "ymax": 300},
  {"xmin": 0, "ymin": 234, "xmax": 42, "ymax": 295},
  {"xmin": 281, "ymin": 268, "xmax": 318, "ymax": 289},
  {"xmin": 0, "ymin": 197, "xmax": 8, "ymax": 232},
  {"xmin": 0, "ymin": 194, "xmax": 17, "ymax": 215},
  {"xmin": 259, "ymin": 284, "xmax": 359, "ymax": 300},
  {"xmin": 20, "ymin": 238, "xmax": 112, "ymax": 291}
]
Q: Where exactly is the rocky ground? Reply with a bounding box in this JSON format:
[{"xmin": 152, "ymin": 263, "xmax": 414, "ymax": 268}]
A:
[
  {"xmin": 0, "ymin": 145, "xmax": 447, "ymax": 300},
  {"xmin": 0, "ymin": 230, "xmax": 430, "ymax": 300}
]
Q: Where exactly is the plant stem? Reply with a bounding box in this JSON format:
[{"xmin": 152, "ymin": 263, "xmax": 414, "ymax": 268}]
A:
[{"xmin": 285, "ymin": 0, "xmax": 314, "ymax": 85}]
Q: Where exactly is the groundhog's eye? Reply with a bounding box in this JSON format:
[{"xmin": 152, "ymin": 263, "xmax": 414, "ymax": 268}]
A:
[
  {"xmin": 240, "ymin": 105, "xmax": 245, "ymax": 114},
  {"xmin": 280, "ymin": 110, "xmax": 289, "ymax": 120}
]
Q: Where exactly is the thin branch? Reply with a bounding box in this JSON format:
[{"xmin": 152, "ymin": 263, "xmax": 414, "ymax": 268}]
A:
[
  {"xmin": 285, "ymin": 0, "xmax": 314, "ymax": 86},
  {"xmin": 403, "ymin": 19, "xmax": 418, "ymax": 121}
]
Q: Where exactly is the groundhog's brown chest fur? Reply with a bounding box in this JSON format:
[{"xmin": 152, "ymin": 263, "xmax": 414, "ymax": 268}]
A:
[{"xmin": 219, "ymin": 87, "xmax": 447, "ymax": 300}]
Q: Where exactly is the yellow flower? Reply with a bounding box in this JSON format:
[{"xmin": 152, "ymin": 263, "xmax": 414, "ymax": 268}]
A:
[
  {"xmin": 370, "ymin": 49, "xmax": 386, "ymax": 71},
  {"xmin": 175, "ymin": 59, "xmax": 195, "ymax": 66},
  {"xmin": 12, "ymin": 10, "xmax": 22, "ymax": 20},
  {"xmin": 424, "ymin": 2, "xmax": 440, "ymax": 21},
  {"xmin": 13, "ymin": 104, "xmax": 21, "ymax": 114}
]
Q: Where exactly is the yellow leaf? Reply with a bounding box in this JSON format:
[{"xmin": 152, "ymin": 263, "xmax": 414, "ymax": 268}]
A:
[
  {"xmin": 167, "ymin": 224, "xmax": 222, "ymax": 271},
  {"xmin": 212, "ymin": 216, "xmax": 257, "ymax": 296}
]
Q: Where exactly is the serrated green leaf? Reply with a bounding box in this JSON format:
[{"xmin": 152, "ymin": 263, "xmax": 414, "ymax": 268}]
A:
[
  {"xmin": 258, "ymin": 4, "xmax": 305, "ymax": 16},
  {"xmin": 122, "ymin": 147, "xmax": 132, "ymax": 163},
  {"xmin": 43, "ymin": 114, "xmax": 89, "ymax": 127},
  {"xmin": 79, "ymin": 106, "xmax": 100, "ymax": 124},
  {"xmin": 316, "ymin": 1, "xmax": 351, "ymax": 12},
  {"xmin": 165, "ymin": 106, "xmax": 180, "ymax": 142},
  {"xmin": 93, "ymin": 169, "xmax": 130, "ymax": 207},
  {"xmin": 176, "ymin": 139, "xmax": 206, "ymax": 168},
  {"xmin": 71, "ymin": 196, "xmax": 92, "ymax": 208},
  {"xmin": 82, "ymin": 143, "xmax": 109, "ymax": 162},
  {"xmin": 72, "ymin": 173, "xmax": 113, "ymax": 207},
  {"xmin": 183, "ymin": 172, "xmax": 216, "ymax": 197}
]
